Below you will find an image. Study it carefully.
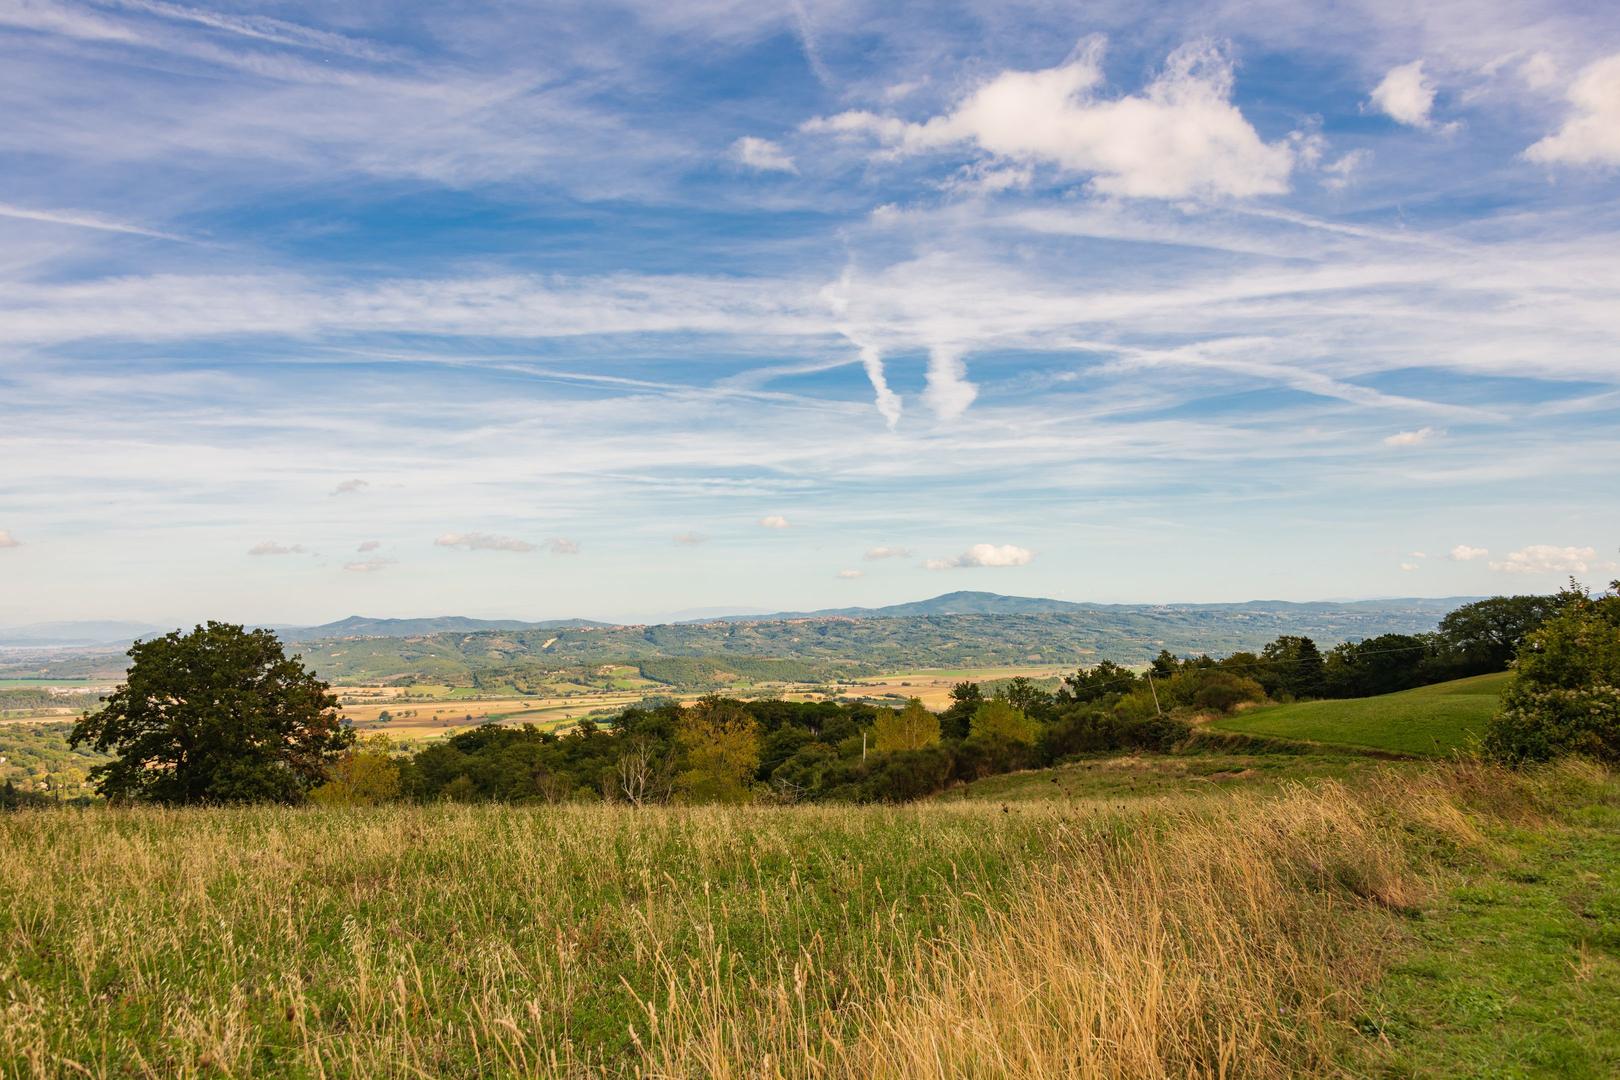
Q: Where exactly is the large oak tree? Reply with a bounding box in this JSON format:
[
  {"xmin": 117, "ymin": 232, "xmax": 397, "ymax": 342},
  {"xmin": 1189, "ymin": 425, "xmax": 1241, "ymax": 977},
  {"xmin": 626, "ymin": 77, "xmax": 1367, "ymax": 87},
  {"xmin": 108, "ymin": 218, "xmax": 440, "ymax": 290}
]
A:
[{"xmin": 71, "ymin": 622, "xmax": 351, "ymax": 804}]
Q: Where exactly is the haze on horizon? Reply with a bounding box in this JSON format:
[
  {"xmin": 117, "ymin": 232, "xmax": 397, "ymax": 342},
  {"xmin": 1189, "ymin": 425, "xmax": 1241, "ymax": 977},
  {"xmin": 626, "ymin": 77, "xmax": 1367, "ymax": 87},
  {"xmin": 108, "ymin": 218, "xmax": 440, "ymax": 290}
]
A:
[{"xmin": 2, "ymin": 0, "xmax": 1618, "ymax": 628}]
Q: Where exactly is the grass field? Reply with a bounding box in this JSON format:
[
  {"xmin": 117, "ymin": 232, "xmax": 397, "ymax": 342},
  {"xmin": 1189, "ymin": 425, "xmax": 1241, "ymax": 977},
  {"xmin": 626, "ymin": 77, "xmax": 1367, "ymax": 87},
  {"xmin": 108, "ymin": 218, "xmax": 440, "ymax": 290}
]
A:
[
  {"xmin": 3, "ymin": 759, "xmax": 1615, "ymax": 1077},
  {"xmin": 1207, "ymin": 671, "xmax": 1512, "ymax": 756}
]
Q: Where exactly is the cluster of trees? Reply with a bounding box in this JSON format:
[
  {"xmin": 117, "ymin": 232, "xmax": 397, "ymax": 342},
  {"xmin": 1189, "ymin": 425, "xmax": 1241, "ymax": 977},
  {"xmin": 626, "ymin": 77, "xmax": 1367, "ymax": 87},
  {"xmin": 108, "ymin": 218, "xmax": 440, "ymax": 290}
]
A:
[{"xmin": 31, "ymin": 587, "xmax": 1611, "ymax": 811}]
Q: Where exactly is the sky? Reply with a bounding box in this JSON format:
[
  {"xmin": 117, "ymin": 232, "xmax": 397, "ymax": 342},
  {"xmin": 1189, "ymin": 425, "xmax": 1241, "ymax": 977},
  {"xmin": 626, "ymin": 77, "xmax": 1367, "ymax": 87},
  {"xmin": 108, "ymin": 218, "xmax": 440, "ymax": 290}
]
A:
[{"xmin": 1, "ymin": 0, "xmax": 1618, "ymax": 626}]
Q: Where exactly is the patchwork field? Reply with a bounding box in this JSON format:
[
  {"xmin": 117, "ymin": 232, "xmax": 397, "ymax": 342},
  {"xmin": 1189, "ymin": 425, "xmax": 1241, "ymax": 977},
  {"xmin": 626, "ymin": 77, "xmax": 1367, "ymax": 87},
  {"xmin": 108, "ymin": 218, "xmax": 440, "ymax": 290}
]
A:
[{"xmin": 1207, "ymin": 671, "xmax": 1512, "ymax": 756}]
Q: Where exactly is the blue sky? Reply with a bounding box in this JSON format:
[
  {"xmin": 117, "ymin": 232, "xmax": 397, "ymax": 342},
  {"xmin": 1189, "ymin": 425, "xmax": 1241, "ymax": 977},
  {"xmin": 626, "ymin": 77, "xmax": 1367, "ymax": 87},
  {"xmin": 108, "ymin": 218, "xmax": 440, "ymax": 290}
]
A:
[{"xmin": 1, "ymin": 0, "xmax": 1618, "ymax": 625}]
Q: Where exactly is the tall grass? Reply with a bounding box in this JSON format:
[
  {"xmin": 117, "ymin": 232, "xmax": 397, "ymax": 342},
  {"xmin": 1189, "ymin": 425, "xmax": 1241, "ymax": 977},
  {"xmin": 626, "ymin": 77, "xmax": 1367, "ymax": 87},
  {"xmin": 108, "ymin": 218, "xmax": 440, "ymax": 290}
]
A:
[{"xmin": 1, "ymin": 762, "xmax": 1608, "ymax": 1078}]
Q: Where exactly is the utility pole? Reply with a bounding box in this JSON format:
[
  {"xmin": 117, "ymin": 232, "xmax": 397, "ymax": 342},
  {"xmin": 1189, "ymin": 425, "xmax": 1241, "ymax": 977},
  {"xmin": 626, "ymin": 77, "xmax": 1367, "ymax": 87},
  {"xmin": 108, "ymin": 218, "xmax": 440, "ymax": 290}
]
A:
[
  {"xmin": 1146, "ymin": 672, "xmax": 1162, "ymax": 717},
  {"xmin": 862, "ymin": 731, "xmax": 868, "ymax": 762}
]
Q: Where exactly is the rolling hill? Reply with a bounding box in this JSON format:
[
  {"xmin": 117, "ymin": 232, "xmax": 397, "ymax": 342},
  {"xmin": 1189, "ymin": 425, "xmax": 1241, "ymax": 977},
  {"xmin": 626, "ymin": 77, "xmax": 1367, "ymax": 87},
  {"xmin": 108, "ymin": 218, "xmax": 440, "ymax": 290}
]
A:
[{"xmin": 1207, "ymin": 671, "xmax": 1512, "ymax": 756}]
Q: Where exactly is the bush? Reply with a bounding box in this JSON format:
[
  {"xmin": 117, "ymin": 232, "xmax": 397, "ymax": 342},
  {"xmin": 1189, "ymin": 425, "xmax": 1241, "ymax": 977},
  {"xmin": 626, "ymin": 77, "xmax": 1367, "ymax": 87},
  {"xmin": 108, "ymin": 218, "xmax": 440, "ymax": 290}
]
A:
[{"xmin": 1486, "ymin": 583, "xmax": 1620, "ymax": 765}]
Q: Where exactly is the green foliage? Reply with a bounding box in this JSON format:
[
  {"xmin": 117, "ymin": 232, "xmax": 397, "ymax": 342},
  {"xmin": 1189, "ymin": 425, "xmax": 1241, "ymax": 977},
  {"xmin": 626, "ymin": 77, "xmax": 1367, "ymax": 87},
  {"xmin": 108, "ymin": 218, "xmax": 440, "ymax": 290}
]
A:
[
  {"xmin": 1486, "ymin": 584, "xmax": 1620, "ymax": 765},
  {"xmin": 1261, "ymin": 635, "xmax": 1326, "ymax": 699},
  {"xmin": 1059, "ymin": 660, "xmax": 1138, "ymax": 704},
  {"xmin": 675, "ymin": 697, "xmax": 762, "ymax": 804},
  {"xmin": 70, "ymin": 622, "xmax": 351, "ymax": 804},
  {"xmin": 311, "ymin": 735, "xmax": 402, "ymax": 806},
  {"xmin": 971, "ymin": 698, "xmax": 1039, "ymax": 745},
  {"xmin": 1434, "ymin": 594, "xmax": 1567, "ymax": 677},
  {"xmin": 939, "ymin": 680, "xmax": 983, "ymax": 740},
  {"xmin": 872, "ymin": 698, "xmax": 941, "ymax": 752}
]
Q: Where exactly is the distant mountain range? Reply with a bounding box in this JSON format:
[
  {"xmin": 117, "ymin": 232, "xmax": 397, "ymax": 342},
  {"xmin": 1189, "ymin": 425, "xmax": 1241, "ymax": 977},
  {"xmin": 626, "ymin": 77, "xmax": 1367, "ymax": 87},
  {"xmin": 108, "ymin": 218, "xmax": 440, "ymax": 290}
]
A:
[
  {"xmin": 276, "ymin": 615, "xmax": 611, "ymax": 642},
  {"xmin": 2, "ymin": 593, "xmax": 1481, "ymax": 649},
  {"xmin": 684, "ymin": 590, "xmax": 1479, "ymax": 624}
]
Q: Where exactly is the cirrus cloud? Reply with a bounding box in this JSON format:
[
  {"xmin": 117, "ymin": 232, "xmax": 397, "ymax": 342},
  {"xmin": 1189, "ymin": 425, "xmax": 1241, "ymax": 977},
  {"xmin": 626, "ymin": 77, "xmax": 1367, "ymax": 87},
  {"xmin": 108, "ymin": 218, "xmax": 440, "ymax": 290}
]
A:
[
  {"xmin": 864, "ymin": 545, "xmax": 912, "ymax": 560},
  {"xmin": 925, "ymin": 543, "xmax": 1035, "ymax": 570},
  {"xmin": 343, "ymin": 558, "xmax": 395, "ymax": 573}
]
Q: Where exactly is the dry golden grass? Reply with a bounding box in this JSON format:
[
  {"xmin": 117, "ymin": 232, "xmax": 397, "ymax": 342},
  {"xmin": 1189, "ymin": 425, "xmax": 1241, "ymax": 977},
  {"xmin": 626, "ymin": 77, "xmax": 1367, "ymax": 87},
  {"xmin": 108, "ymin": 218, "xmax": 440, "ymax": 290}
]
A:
[{"xmin": 1, "ymin": 761, "xmax": 1605, "ymax": 1078}]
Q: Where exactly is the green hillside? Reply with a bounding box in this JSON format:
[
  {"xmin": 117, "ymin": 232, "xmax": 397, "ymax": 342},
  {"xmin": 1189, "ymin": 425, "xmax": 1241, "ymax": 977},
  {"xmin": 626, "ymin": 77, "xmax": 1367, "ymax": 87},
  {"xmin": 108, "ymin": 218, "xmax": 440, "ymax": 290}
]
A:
[{"xmin": 1208, "ymin": 671, "xmax": 1512, "ymax": 756}]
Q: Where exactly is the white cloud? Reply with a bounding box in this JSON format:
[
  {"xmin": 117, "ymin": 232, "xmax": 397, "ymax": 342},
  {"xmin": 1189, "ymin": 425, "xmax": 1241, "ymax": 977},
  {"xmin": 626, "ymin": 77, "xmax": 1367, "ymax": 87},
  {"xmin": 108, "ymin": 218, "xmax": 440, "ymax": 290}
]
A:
[
  {"xmin": 343, "ymin": 558, "xmax": 394, "ymax": 573},
  {"xmin": 331, "ymin": 478, "xmax": 369, "ymax": 495},
  {"xmin": 805, "ymin": 38, "xmax": 1296, "ymax": 199},
  {"xmin": 543, "ymin": 537, "xmax": 580, "ymax": 556},
  {"xmin": 434, "ymin": 532, "xmax": 535, "ymax": 553},
  {"xmin": 731, "ymin": 136, "xmax": 797, "ymax": 173},
  {"xmin": 835, "ymin": 568, "xmax": 863, "ymax": 579},
  {"xmin": 1320, "ymin": 149, "xmax": 1370, "ymax": 191},
  {"xmin": 925, "ymin": 543, "xmax": 1035, "ymax": 570},
  {"xmin": 1370, "ymin": 60, "xmax": 1445, "ymax": 130},
  {"xmin": 1489, "ymin": 545, "xmax": 1597, "ymax": 574},
  {"xmin": 357, "ymin": 540, "xmax": 382, "ymax": 552},
  {"xmin": 1525, "ymin": 53, "xmax": 1620, "ymax": 166},
  {"xmin": 0, "ymin": 530, "xmax": 19, "ymax": 549},
  {"xmin": 864, "ymin": 545, "xmax": 912, "ymax": 560},
  {"xmin": 923, "ymin": 345, "xmax": 979, "ymax": 421},
  {"xmin": 1449, "ymin": 544, "xmax": 1489, "ymax": 561},
  {"xmin": 858, "ymin": 343, "xmax": 903, "ymax": 429},
  {"xmin": 673, "ymin": 531, "xmax": 708, "ymax": 546},
  {"xmin": 1383, "ymin": 426, "xmax": 1438, "ymax": 446},
  {"xmin": 0, "ymin": 201, "xmax": 182, "ymax": 240},
  {"xmin": 758, "ymin": 515, "xmax": 790, "ymax": 529},
  {"xmin": 1409, "ymin": 551, "xmax": 1428, "ymax": 559},
  {"xmin": 1399, "ymin": 562, "xmax": 1419, "ymax": 572},
  {"xmin": 247, "ymin": 541, "xmax": 307, "ymax": 556}
]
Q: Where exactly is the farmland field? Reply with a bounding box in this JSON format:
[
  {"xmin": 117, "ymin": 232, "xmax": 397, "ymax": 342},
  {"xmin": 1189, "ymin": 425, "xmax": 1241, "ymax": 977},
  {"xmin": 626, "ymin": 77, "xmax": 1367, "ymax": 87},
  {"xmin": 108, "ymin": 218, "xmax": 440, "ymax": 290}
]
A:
[{"xmin": 1207, "ymin": 672, "xmax": 1512, "ymax": 756}]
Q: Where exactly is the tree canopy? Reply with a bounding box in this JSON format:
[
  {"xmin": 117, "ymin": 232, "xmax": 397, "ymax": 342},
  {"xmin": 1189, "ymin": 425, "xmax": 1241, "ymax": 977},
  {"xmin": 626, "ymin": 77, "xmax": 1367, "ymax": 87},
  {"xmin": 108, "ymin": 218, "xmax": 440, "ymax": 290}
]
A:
[{"xmin": 70, "ymin": 622, "xmax": 350, "ymax": 804}]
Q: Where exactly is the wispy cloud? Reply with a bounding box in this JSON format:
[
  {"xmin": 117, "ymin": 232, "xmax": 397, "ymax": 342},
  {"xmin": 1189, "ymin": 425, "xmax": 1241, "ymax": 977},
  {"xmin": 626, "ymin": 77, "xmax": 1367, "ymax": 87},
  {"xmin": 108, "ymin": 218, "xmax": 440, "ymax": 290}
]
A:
[
  {"xmin": 864, "ymin": 545, "xmax": 911, "ymax": 560},
  {"xmin": 0, "ymin": 201, "xmax": 182, "ymax": 240},
  {"xmin": 1383, "ymin": 427, "xmax": 1438, "ymax": 447},
  {"xmin": 835, "ymin": 568, "xmax": 863, "ymax": 579},
  {"xmin": 758, "ymin": 515, "xmax": 790, "ymax": 529},
  {"xmin": 731, "ymin": 136, "xmax": 797, "ymax": 173},
  {"xmin": 673, "ymin": 531, "xmax": 709, "ymax": 546},
  {"xmin": 247, "ymin": 541, "xmax": 308, "ymax": 556},
  {"xmin": 330, "ymin": 478, "xmax": 369, "ymax": 495},
  {"xmin": 1448, "ymin": 545, "xmax": 1489, "ymax": 561},
  {"xmin": 343, "ymin": 557, "xmax": 394, "ymax": 573},
  {"xmin": 434, "ymin": 532, "xmax": 535, "ymax": 553},
  {"xmin": 0, "ymin": 530, "xmax": 20, "ymax": 549}
]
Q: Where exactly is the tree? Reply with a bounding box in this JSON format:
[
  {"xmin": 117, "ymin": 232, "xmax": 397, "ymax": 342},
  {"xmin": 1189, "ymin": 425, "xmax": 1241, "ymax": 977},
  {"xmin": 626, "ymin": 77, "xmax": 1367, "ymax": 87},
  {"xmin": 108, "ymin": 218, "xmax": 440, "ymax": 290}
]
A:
[
  {"xmin": 311, "ymin": 734, "xmax": 401, "ymax": 806},
  {"xmin": 1485, "ymin": 582, "xmax": 1620, "ymax": 765},
  {"xmin": 872, "ymin": 698, "xmax": 940, "ymax": 752},
  {"xmin": 1261, "ymin": 636, "xmax": 1326, "ymax": 700},
  {"xmin": 616, "ymin": 735, "xmax": 676, "ymax": 805},
  {"xmin": 1435, "ymin": 594, "xmax": 1564, "ymax": 677},
  {"xmin": 71, "ymin": 622, "xmax": 350, "ymax": 804},
  {"xmin": 1060, "ymin": 661, "xmax": 1137, "ymax": 705},
  {"xmin": 996, "ymin": 676, "xmax": 1054, "ymax": 720},
  {"xmin": 675, "ymin": 696, "xmax": 761, "ymax": 804},
  {"xmin": 939, "ymin": 681, "xmax": 983, "ymax": 740},
  {"xmin": 970, "ymin": 698, "xmax": 1039, "ymax": 745}
]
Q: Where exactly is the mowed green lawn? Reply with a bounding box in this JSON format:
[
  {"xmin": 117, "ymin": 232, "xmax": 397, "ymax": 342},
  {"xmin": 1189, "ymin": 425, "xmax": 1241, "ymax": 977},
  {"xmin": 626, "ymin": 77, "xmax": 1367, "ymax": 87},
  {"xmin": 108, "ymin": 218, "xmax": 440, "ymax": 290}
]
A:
[{"xmin": 1208, "ymin": 671, "xmax": 1513, "ymax": 756}]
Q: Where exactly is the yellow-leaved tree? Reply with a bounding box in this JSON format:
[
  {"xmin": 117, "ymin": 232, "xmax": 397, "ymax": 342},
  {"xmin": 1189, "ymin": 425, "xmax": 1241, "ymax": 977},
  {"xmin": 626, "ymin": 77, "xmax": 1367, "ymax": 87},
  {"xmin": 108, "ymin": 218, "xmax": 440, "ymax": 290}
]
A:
[
  {"xmin": 872, "ymin": 697, "xmax": 941, "ymax": 751},
  {"xmin": 311, "ymin": 734, "xmax": 401, "ymax": 806},
  {"xmin": 676, "ymin": 696, "xmax": 762, "ymax": 804},
  {"xmin": 970, "ymin": 698, "xmax": 1039, "ymax": 745}
]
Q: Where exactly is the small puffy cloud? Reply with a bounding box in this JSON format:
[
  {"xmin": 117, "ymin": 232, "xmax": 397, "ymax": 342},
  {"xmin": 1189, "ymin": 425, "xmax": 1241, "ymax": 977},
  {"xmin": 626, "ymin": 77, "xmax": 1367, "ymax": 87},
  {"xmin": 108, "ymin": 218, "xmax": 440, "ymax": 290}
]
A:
[
  {"xmin": 1525, "ymin": 53, "xmax": 1620, "ymax": 166},
  {"xmin": 434, "ymin": 532, "xmax": 535, "ymax": 553},
  {"xmin": 357, "ymin": 540, "xmax": 382, "ymax": 553},
  {"xmin": 543, "ymin": 537, "xmax": 580, "ymax": 556},
  {"xmin": 1449, "ymin": 544, "xmax": 1489, "ymax": 561},
  {"xmin": 805, "ymin": 38, "xmax": 1295, "ymax": 199},
  {"xmin": 343, "ymin": 558, "xmax": 395, "ymax": 573},
  {"xmin": 864, "ymin": 545, "xmax": 912, "ymax": 560},
  {"xmin": 1489, "ymin": 545, "xmax": 1597, "ymax": 574},
  {"xmin": 1409, "ymin": 551, "xmax": 1428, "ymax": 559},
  {"xmin": 1320, "ymin": 148, "xmax": 1369, "ymax": 191},
  {"xmin": 1370, "ymin": 60, "xmax": 1446, "ymax": 130},
  {"xmin": 925, "ymin": 543, "xmax": 1035, "ymax": 570},
  {"xmin": 0, "ymin": 530, "xmax": 18, "ymax": 549},
  {"xmin": 759, "ymin": 515, "xmax": 790, "ymax": 529},
  {"xmin": 330, "ymin": 478, "xmax": 369, "ymax": 495},
  {"xmin": 1399, "ymin": 562, "xmax": 1420, "ymax": 572},
  {"xmin": 673, "ymin": 531, "xmax": 709, "ymax": 546},
  {"xmin": 247, "ymin": 541, "xmax": 308, "ymax": 556},
  {"xmin": 836, "ymin": 569, "xmax": 864, "ymax": 579},
  {"xmin": 731, "ymin": 136, "xmax": 797, "ymax": 173},
  {"xmin": 1384, "ymin": 426, "xmax": 1438, "ymax": 447}
]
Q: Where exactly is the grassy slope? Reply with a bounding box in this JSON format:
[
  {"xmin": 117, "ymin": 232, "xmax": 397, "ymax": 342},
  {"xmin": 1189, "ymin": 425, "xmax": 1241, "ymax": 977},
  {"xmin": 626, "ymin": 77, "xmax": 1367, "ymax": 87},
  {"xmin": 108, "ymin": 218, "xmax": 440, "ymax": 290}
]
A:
[
  {"xmin": 1208, "ymin": 671, "xmax": 1512, "ymax": 756},
  {"xmin": 1359, "ymin": 776, "xmax": 1620, "ymax": 1077}
]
